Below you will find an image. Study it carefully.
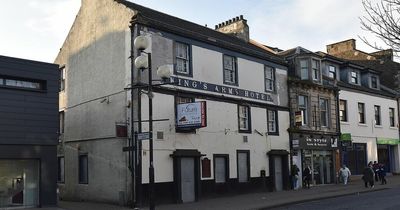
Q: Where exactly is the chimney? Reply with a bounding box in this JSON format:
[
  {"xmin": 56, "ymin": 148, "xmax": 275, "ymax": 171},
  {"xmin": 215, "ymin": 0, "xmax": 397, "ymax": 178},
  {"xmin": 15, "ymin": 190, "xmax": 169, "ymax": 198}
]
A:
[
  {"xmin": 326, "ymin": 39, "xmax": 356, "ymax": 55},
  {"xmin": 371, "ymin": 49, "xmax": 393, "ymax": 61},
  {"xmin": 215, "ymin": 15, "xmax": 249, "ymax": 42}
]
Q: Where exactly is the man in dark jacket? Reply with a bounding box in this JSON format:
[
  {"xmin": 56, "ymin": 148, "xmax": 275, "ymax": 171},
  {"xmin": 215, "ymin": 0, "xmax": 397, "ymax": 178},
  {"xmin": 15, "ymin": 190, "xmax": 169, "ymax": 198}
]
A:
[
  {"xmin": 303, "ymin": 165, "xmax": 311, "ymax": 189},
  {"xmin": 363, "ymin": 164, "xmax": 375, "ymax": 188}
]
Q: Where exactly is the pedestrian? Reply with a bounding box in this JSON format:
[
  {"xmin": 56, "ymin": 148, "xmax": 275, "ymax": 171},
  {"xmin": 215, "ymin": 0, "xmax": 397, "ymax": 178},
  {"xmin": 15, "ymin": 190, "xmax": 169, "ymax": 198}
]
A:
[
  {"xmin": 373, "ymin": 161, "xmax": 379, "ymax": 182},
  {"xmin": 379, "ymin": 163, "xmax": 387, "ymax": 185},
  {"xmin": 339, "ymin": 165, "xmax": 351, "ymax": 185},
  {"xmin": 362, "ymin": 164, "xmax": 375, "ymax": 188},
  {"xmin": 291, "ymin": 164, "xmax": 300, "ymax": 190},
  {"xmin": 303, "ymin": 165, "xmax": 311, "ymax": 189}
]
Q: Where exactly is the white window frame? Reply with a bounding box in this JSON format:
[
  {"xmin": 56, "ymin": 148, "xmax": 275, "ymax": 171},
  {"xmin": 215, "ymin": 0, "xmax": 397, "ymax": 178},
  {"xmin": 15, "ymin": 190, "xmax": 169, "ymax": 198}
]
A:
[
  {"xmin": 298, "ymin": 95, "xmax": 308, "ymax": 125},
  {"xmin": 223, "ymin": 55, "xmax": 237, "ymax": 85},
  {"xmin": 175, "ymin": 42, "xmax": 190, "ymax": 75},
  {"xmin": 264, "ymin": 65, "xmax": 275, "ymax": 92},
  {"xmin": 319, "ymin": 98, "xmax": 329, "ymax": 127}
]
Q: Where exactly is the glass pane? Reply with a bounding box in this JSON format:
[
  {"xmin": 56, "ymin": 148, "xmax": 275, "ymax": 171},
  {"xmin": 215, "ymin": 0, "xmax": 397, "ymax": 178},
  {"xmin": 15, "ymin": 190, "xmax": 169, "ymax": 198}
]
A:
[
  {"xmin": 0, "ymin": 160, "xmax": 39, "ymax": 208},
  {"xmin": 224, "ymin": 56, "xmax": 233, "ymax": 70}
]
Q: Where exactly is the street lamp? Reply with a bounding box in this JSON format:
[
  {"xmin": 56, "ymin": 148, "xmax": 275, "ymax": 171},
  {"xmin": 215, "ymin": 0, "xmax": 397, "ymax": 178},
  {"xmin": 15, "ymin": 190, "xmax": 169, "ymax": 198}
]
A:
[{"xmin": 134, "ymin": 34, "xmax": 172, "ymax": 210}]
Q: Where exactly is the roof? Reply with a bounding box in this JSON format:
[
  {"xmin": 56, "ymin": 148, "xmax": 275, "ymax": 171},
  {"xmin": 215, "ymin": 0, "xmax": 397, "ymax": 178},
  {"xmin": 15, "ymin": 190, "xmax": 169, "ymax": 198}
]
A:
[
  {"xmin": 337, "ymin": 81, "xmax": 397, "ymax": 98},
  {"xmin": 116, "ymin": 0, "xmax": 286, "ymax": 66}
]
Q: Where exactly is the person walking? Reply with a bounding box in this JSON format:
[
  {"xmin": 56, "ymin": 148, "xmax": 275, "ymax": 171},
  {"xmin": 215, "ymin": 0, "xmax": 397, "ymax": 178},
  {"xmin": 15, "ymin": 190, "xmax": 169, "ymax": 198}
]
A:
[
  {"xmin": 373, "ymin": 161, "xmax": 379, "ymax": 182},
  {"xmin": 362, "ymin": 164, "xmax": 375, "ymax": 188},
  {"xmin": 339, "ymin": 165, "xmax": 351, "ymax": 185},
  {"xmin": 291, "ymin": 164, "xmax": 300, "ymax": 190},
  {"xmin": 303, "ymin": 165, "xmax": 311, "ymax": 189},
  {"xmin": 379, "ymin": 163, "xmax": 387, "ymax": 185}
]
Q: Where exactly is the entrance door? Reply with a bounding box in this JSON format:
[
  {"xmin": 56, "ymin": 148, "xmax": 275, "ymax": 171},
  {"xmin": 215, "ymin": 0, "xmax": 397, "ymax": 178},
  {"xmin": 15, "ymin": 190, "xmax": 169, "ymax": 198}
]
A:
[
  {"xmin": 180, "ymin": 157, "xmax": 195, "ymax": 203},
  {"xmin": 215, "ymin": 156, "xmax": 227, "ymax": 184},
  {"xmin": 274, "ymin": 156, "xmax": 283, "ymax": 191},
  {"xmin": 378, "ymin": 144, "xmax": 390, "ymax": 172},
  {"xmin": 347, "ymin": 143, "xmax": 367, "ymax": 175}
]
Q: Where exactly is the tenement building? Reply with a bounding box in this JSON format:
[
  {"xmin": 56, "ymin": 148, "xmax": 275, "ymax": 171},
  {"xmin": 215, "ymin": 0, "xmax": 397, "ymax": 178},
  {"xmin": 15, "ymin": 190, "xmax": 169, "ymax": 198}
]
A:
[
  {"xmin": 325, "ymin": 40, "xmax": 400, "ymax": 174},
  {"xmin": 56, "ymin": 0, "xmax": 291, "ymax": 206},
  {"xmin": 279, "ymin": 47, "xmax": 340, "ymax": 187},
  {"xmin": 0, "ymin": 55, "xmax": 59, "ymax": 208}
]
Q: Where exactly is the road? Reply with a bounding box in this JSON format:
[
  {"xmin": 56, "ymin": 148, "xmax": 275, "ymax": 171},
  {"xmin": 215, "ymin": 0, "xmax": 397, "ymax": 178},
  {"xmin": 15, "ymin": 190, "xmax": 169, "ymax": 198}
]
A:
[{"xmin": 271, "ymin": 187, "xmax": 400, "ymax": 210}]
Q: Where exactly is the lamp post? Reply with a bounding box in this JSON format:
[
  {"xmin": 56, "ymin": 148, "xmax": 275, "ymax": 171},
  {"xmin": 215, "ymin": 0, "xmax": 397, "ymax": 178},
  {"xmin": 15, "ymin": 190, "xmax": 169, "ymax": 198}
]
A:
[{"xmin": 134, "ymin": 34, "xmax": 171, "ymax": 210}]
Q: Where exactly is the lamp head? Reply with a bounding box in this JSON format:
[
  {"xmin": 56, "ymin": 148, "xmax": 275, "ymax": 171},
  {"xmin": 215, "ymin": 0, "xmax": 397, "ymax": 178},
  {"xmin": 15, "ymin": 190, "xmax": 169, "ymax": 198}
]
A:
[
  {"xmin": 134, "ymin": 35, "xmax": 149, "ymax": 51},
  {"xmin": 157, "ymin": 65, "xmax": 173, "ymax": 81},
  {"xmin": 134, "ymin": 55, "xmax": 149, "ymax": 70}
]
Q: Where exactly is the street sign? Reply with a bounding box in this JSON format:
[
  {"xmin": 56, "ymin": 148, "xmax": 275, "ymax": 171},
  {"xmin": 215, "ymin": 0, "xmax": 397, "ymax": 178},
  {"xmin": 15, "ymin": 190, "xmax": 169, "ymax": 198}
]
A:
[{"xmin": 136, "ymin": 132, "xmax": 150, "ymax": 141}]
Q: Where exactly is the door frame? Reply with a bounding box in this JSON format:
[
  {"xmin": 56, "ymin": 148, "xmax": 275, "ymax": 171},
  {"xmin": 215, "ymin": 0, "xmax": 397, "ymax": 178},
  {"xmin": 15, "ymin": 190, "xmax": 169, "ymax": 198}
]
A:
[
  {"xmin": 213, "ymin": 154, "xmax": 229, "ymax": 192},
  {"xmin": 267, "ymin": 150, "xmax": 290, "ymax": 191}
]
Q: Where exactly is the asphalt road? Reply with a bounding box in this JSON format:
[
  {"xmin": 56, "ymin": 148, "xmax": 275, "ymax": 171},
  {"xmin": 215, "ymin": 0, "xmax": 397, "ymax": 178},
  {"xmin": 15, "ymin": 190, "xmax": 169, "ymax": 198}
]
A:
[{"xmin": 271, "ymin": 187, "xmax": 400, "ymax": 210}]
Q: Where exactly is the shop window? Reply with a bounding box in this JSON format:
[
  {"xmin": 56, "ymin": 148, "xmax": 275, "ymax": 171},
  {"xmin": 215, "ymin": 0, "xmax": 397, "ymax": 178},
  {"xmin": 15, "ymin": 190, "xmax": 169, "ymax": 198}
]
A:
[{"xmin": 79, "ymin": 154, "xmax": 88, "ymax": 184}]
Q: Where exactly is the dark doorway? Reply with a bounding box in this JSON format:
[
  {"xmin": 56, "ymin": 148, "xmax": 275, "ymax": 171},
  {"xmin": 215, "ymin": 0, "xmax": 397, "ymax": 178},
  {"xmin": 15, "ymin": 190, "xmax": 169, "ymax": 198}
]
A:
[{"xmin": 346, "ymin": 143, "xmax": 367, "ymax": 175}]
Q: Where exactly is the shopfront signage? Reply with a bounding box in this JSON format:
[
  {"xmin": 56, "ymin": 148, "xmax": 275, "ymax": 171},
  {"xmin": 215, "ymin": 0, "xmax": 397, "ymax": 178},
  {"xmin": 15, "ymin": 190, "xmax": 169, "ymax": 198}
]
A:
[
  {"xmin": 170, "ymin": 77, "xmax": 273, "ymax": 102},
  {"xmin": 377, "ymin": 137, "xmax": 400, "ymax": 145},
  {"xmin": 292, "ymin": 135, "xmax": 337, "ymax": 150},
  {"xmin": 176, "ymin": 101, "xmax": 207, "ymax": 129}
]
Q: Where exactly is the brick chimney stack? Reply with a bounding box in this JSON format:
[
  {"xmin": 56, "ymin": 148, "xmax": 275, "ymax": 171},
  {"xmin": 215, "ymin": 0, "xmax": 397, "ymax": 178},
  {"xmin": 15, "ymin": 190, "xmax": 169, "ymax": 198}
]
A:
[
  {"xmin": 326, "ymin": 39, "xmax": 356, "ymax": 55},
  {"xmin": 215, "ymin": 15, "xmax": 249, "ymax": 42}
]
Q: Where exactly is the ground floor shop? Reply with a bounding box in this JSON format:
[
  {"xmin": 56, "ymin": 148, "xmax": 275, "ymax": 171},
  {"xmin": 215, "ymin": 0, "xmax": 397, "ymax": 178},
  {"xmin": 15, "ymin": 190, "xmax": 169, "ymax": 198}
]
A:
[
  {"xmin": 0, "ymin": 145, "xmax": 57, "ymax": 209},
  {"xmin": 291, "ymin": 133, "xmax": 339, "ymax": 187}
]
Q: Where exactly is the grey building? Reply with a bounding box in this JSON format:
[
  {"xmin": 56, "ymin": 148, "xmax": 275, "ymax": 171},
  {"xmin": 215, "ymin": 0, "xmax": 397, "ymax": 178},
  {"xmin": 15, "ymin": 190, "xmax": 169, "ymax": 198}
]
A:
[{"xmin": 0, "ymin": 55, "xmax": 59, "ymax": 208}]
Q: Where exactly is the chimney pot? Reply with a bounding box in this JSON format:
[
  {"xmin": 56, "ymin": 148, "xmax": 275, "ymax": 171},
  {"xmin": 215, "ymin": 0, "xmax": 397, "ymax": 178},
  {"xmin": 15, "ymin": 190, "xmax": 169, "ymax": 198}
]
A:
[
  {"xmin": 225, "ymin": 21, "xmax": 229, "ymax": 25},
  {"xmin": 215, "ymin": 25, "xmax": 218, "ymax": 29},
  {"xmin": 236, "ymin": 17, "xmax": 239, "ymax": 21},
  {"xmin": 229, "ymin": 19, "xmax": 232, "ymax": 24},
  {"xmin": 240, "ymin": 15, "xmax": 243, "ymax": 20}
]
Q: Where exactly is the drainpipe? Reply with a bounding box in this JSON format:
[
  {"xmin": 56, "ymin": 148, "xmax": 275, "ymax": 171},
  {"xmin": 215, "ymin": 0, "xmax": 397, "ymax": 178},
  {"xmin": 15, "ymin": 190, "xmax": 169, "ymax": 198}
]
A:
[{"xmin": 129, "ymin": 22, "xmax": 136, "ymax": 208}]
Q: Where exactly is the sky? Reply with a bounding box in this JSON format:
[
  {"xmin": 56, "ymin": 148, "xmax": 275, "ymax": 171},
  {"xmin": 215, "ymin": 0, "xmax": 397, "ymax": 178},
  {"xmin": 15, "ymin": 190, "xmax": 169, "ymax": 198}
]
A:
[{"xmin": 0, "ymin": 0, "xmax": 383, "ymax": 63}]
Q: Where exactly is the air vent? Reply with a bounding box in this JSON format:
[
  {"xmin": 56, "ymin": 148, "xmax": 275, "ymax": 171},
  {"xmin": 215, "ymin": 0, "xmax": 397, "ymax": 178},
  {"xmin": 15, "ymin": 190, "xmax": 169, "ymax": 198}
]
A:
[
  {"xmin": 157, "ymin": 131, "xmax": 164, "ymax": 140},
  {"xmin": 243, "ymin": 136, "xmax": 248, "ymax": 143}
]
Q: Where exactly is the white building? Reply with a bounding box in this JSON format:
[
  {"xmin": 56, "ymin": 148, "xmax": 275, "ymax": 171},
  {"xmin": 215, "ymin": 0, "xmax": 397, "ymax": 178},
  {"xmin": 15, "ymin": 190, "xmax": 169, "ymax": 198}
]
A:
[{"xmin": 56, "ymin": 0, "xmax": 291, "ymax": 206}]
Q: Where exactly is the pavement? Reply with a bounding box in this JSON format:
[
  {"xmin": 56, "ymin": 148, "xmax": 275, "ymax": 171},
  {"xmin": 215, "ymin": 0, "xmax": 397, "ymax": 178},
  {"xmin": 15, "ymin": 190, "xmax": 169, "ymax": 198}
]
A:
[{"xmin": 24, "ymin": 175, "xmax": 400, "ymax": 210}]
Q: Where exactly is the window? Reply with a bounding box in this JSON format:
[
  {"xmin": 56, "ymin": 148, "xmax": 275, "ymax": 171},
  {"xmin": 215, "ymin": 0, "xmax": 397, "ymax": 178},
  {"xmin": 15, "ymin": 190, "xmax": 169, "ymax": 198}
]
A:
[
  {"xmin": 374, "ymin": 105, "xmax": 381, "ymax": 126},
  {"xmin": 175, "ymin": 42, "xmax": 191, "ymax": 76},
  {"xmin": 59, "ymin": 111, "xmax": 65, "ymax": 134},
  {"xmin": 371, "ymin": 76, "xmax": 378, "ymax": 89},
  {"xmin": 265, "ymin": 66, "xmax": 275, "ymax": 92},
  {"xmin": 237, "ymin": 151, "xmax": 249, "ymax": 183},
  {"xmin": 328, "ymin": 65, "xmax": 336, "ymax": 79},
  {"xmin": 390, "ymin": 108, "xmax": 395, "ymax": 127},
  {"xmin": 358, "ymin": 103, "xmax": 365, "ymax": 124},
  {"xmin": 57, "ymin": 157, "xmax": 65, "ymax": 183},
  {"xmin": 319, "ymin": 98, "xmax": 328, "ymax": 127},
  {"xmin": 312, "ymin": 59, "xmax": 320, "ymax": 81},
  {"xmin": 300, "ymin": 59, "xmax": 309, "ymax": 80},
  {"xmin": 223, "ymin": 55, "xmax": 237, "ymax": 85},
  {"xmin": 238, "ymin": 105, "xmax": 251, "ymax": 133},
  {"xmin": 79, "ymin": 154, "xmax": 88, "ymax": 184},
  {"xmin": 298, "ymin": 95, "xmax": 308, "ymax": 125},
  {"xmin": 60, "ymin": 67, "xmax": 66, "ymax": 91},
  {"xmin": 350, "ymin": 71, "xmax": 359, "ymax": 84},
  {"xmin": 267, "ymin": 110, "xmax": 278, "ymax": 134},
  {"xmin": 339, "ymin": 100, "xmax": 347, "ymax": 122},
  {"xmin": 0, "ymin": 77, "xmax": 44, "ymax": 90}
]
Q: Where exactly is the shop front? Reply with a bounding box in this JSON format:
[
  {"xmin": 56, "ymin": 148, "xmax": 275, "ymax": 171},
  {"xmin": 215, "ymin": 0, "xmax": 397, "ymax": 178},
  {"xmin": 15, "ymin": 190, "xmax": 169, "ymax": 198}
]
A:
[
  {"xmin": 376, "ymin": 138, "xmax": 400, "ymax": 173},
  {"xmin": 291, "ymin": 133, "xmax": 338, "ymax": 186}
]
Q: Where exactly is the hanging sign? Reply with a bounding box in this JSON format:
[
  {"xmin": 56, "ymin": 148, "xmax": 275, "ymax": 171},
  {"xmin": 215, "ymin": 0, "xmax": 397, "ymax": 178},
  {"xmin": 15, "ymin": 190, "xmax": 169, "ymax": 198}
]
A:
[{"xmin": 176, "ymin": 101, "xmax": 207, "ymax": 129}]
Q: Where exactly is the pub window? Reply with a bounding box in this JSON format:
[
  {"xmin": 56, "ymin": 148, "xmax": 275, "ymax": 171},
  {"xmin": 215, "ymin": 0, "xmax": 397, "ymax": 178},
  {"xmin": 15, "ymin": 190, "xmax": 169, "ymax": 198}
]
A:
[
  {"xmin": 267, "ymin": 110, "xmax": 278, "ymax": 135},
  {"xmin": 57, "ymin": 156, "xmax": 65, "ymax": 183},
  {"xmin": 319, "ymin": 98, "xmax": 329, "ymax": 127},
  {"xmin": 238, "ymin": 105, "xmax": 251, "ymax": 133},
  {"xmin": 79, "ymin": 154, "xmax": 88, "ymax": 184},
  {"xmin": 390, "ymin": 108, "xmax": 395, "ymax": 127},
  {"xmin": 223, "ymin": 55, "xmax": 238, "ymax": 85},
  {"xmin": 374, "ymin": 105, "xmax": 381, "ymax": 126},
  {"xmin": 237, "ymin": 151, "xmax": 249, "ymax": 183},
  {"xmin": 312, "ymin": 59, "xmax": 320, "ymax": 81},
  {"xmin": 339, "ymin": 100, "xmax": 347, "ymax": 122},
  {"xmin": 174, "ymin": 42, "xmax": 191, "ymax": 76},
  {"xmin": 358, "ymin": 103, "xmax": 366, "ymax": 124},
  {"xmin": 298, "ymin": 95, "xmax": 308, "ymax": 125},
  {"xmin": 265, "ymin": 65, "xmax": 275, "ymax": 92},
  {"xmin": 300, "ymin": 59, "xmax": 309, "ymax": 80}
]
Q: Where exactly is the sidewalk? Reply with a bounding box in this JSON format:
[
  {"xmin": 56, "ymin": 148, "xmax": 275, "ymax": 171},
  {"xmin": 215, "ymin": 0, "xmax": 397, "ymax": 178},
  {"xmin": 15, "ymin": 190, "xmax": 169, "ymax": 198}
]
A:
[{"xmin": 27, "ymin": 175, "xmax": 400, "ymax": 210}]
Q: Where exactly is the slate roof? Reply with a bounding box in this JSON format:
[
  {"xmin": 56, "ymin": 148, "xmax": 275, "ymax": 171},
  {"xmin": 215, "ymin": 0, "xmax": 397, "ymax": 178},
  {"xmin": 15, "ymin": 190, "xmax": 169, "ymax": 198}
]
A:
[{"xmin": 116, "ymin": 0, "xmax": 286, "ymax": 66}]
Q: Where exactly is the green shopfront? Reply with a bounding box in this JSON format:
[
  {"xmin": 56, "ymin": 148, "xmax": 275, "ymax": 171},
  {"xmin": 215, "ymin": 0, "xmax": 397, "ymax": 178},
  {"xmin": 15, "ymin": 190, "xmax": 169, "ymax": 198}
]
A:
[{"xmin": 376, "ymin": 138, "xmax": 400, "ymax": 173}]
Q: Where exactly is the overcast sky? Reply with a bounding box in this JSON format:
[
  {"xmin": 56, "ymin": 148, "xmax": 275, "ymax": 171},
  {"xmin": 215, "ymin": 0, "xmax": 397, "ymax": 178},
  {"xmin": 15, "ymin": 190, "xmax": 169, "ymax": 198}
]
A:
[{"xmin": 0, "ymin": 0, "xmax": 382, "ymax": 63}]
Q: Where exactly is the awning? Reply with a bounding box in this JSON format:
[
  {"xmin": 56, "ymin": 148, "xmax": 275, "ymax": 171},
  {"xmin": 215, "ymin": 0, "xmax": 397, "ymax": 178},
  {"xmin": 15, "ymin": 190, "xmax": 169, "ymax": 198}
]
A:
[
  {"xmin": 340, "ymin": 133, "xmax": 352, "ymax": 141},
  {"xmin": 377, "ymin": 138, "xmax": 400, "ymax": 145}
]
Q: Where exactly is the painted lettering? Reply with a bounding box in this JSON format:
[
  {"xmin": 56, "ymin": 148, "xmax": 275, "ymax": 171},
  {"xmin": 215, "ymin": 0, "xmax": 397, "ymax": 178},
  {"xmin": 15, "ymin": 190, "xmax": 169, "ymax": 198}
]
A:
[
  {"xmin": 221, "ymin": 87, "xmax": 226, "ymax": 93},
  {"xmin": 192, "ymin": 81, "xmax": 198, "ymax": 88}
]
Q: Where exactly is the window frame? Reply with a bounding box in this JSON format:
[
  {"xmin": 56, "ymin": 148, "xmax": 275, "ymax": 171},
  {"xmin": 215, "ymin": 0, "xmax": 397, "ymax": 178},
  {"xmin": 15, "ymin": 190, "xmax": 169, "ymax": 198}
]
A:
[
  {"xmin": 78, "ymin": 154, "xmax": 89, "ymax": 184},
  {"xmin": 350, "ymin": 70, "xmax": 360, "ymax": 85},
  {"xmin": 59, "ymin": 111, "xmax": 65, "ymax": 134},
  {"xmin": 374, "ymin": 105, "xmax": 381, "ymax": 126},
  {"xmin": 298, "ymin": 95, "xmax": 309, "ymax": 125},
  {"xmin": 358, "ymin": 103, "xmax": 366, "ymax": 124},
  {"xmin": 223, "ymin": 54, "xmax": 238, "ymax": 86},
  {"xmin": 389, "ymin": 107, "xmax": 395, "ymax": 127},
  {"xmin": 0, "ymin": 75, "xmax": 46, "ymax": 92},
  {"xmin": 299, "ymin": 59, "xmax": 309, "ymax": 80},
  {"xmin": 267, "ymin": 109, "xmax": 279, "ymax": 135},
  {"xmin": 264, "ymin": 65, "xmax": 275, "ymax": 92},
  {"xmin": 328, "ymin": 65, "xmax": 336, "ymax": 79},
  {"xmin": 173, "ymin": 41, "xmax": 192, "ymax": 77},
  {"xmin": 57, "ymin": 156, "xmax": 65, "ymax": 183},
  {"xmin": 371, "ymin": 76, "xmax": 378, "ymax": 89},
  {"xmin": 319, "ymin": 98, "xmax": 329, "ymax": 127},
  {"xmin": 238, "ymin": 105, "xmax": 251, "ymax": 133},
  {"xmin": 60, "ymin": 66, "xmax": 66, "ymax": 91},
  {"xmin": 312, "ymin": 59, "xmax": 320, "ymax": 81},
  {"xmin": 339, "ymin": 100, "xmax": 348, "ymax": 122}
]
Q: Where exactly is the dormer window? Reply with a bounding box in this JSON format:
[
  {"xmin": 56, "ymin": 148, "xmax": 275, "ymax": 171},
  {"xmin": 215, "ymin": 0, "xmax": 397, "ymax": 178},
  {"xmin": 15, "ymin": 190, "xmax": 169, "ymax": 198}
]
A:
[
  {"xmin": 350, "ymin": 71, "xmax": 360, "ymax": 85},
  {"xmin": 328, "ymin": 65, "xmax": 336, "ymax": 79},
  {"xmin": 312, "ymin": 59, "xmax": 320, "ymax": 81},
  {"xmin": 300, "ymin": 59, "xmax": 309, "ymax": 80},
  {"xmin": 371, "ymin": 76, "xmax": 378, "ymax": 89}
]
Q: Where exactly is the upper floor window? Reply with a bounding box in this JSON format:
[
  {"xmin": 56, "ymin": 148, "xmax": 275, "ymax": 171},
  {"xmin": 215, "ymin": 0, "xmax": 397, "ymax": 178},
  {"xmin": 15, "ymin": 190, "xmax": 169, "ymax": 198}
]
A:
[
  {"xmin": 264, "ymin": 66, "xmax": 275, "ymax": 92},
  {"xmin": 223, "ymin": 55, "xmax": 238, "ymax": 85},
  {"xmin": 374, "ymin": 105, "xmax": 381, "ymax": 126},
  {"xmin": 300, "ymin": 59, "xmax": 309, "ymax": 80},
  {"xmin": 267, "ymin": 110, "xmax": 278, "ymax": 135},
  {"xmin": 319, "ymin": 98, "xmax": 328, "ymax": 127},
  {"xmin": 60, "ymin": 66, "xmax": 66, "ymax": 91},
  {"xmin": 298, "ymin": 95, "xmax": 308, "ymax": 125},
  {"xmin": 238, "ymin": 105, "xmax": 251, "ymax": 133},
  {"xmin": 328, "ymin": 65, "xmax": 336, "ymax": 79},
  {"xmin": 339, "ymin": 100, "xmax": 347, "ymax": 122},
  {"xmin": 175, "ymin": 42, "xmax": 191, "ymax": 76},
  {"xmin": 0, "ymin": 77, "xmax": 44, "ymax": 90},
  {"xmin": 350, "ymin": 71, "xmax": 360, "ymax": 85},
  {"xmin": 358, "ymin": 103, "xmax": 365, "ymax": 124},
  {"xmin": 371, "ymin": 76, "xmax": 378, "ymax": 89},
  {"xmin": 312, "ymin": 59, "xmax": 320, "ymax": 81},
  {"xmin": 389, "ymin": 108, "xmax": 395, "ymax": 127}
]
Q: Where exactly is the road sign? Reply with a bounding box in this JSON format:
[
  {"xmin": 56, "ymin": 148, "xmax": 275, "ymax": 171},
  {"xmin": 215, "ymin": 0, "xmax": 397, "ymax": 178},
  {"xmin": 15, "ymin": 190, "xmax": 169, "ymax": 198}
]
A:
[{"xmin": 136, "ymin": 132, "xmax": 150, "ymax": 141}]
